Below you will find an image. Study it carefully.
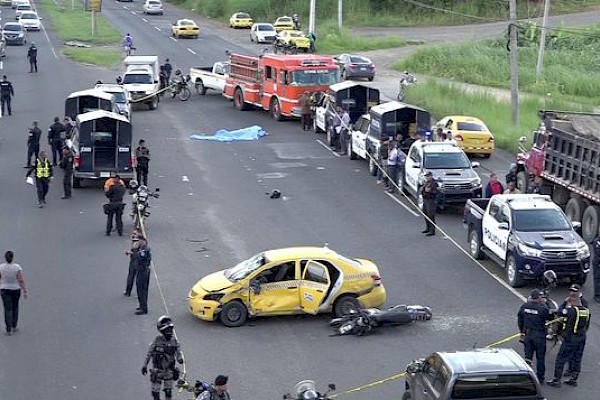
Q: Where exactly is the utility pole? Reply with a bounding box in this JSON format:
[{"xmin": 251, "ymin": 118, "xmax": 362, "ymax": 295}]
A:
[
  {"xmin": 509, "ymin": 0, "xmax": 519, "ymax": 126},
  {"xmin": 338, "ymin": 0, "xmax": 343, "ymax": 32},
  {"xmin": 535, "ymin": 0, "xmax": 551, "ymax": 82},
  {"xmin": 309, "ymin": 0, "xmax": 316, "ymax": 34}
]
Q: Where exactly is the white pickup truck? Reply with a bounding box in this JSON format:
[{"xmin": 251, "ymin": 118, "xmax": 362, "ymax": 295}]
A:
[{"xmin": 189, "ymin": 61, "xmax": 229, "ymax": 95}]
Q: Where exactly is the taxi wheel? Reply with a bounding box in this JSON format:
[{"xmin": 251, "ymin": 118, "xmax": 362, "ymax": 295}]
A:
[
  {"xmin": 333, "ymin": 295, "xmax": 360, "ymax": 317},
  {"xmin": 220, "ymin": 301, "xmax": 248, "ymax": 327}
]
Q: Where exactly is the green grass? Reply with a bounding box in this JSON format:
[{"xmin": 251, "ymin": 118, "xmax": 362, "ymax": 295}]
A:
[
  {"xmin": 404, "ymin": 81, "xmax": 593, "ymax": 154},
  {"xmin": 36, "ymin": 0, "xmax": 122, "ymax": 65}
]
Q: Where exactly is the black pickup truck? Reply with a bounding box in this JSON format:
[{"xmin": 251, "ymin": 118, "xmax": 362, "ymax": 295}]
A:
[{"xmin": 464, "ymin": 194, "xmax": 590, "ymax": 287}]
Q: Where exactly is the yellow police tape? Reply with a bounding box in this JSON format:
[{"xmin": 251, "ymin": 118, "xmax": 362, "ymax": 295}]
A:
[
  {"xmin": 129, "ymin": 83, "xmax": 177, "ymax": 103},
  {"xmin": 330, "ymin": 316, "xmax": 565, "ymax": 397}
]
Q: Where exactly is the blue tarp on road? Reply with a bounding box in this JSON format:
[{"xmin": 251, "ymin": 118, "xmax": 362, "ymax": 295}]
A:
[{"xmin": 189, "ymin": 125, "xmax": 268, "ymax": 142}]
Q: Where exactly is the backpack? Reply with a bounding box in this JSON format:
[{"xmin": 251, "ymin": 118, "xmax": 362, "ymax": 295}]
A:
[{"xmin": 137, "ymin": 244, "xmax": 152, "ymax": 268}]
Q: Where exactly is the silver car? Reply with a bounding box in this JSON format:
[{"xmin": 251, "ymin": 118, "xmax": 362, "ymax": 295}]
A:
[
  {"xmin": 142, "ymin": 0, "xmax": 163, "ymax": 15},
  {"xmin": 2, "ymin": 22, "xmax": 27, "ymax": 45}
]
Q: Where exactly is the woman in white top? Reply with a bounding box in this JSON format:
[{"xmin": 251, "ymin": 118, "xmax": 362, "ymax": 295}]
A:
[{"xmin": 0, "ymin": 251, "xmax": 28, "ymax": 335}]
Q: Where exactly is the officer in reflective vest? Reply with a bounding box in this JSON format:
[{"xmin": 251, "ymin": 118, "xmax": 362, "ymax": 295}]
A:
[
  {"xmin": 547, "ymin": 297, "xmax": 591, "ymax": 387},
  {"xmin": 26, "ymin": 150, "xmax": 53, "ymax": 208}
]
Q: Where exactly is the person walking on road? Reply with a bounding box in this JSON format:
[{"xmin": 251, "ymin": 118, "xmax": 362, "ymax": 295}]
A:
[
  {"xmin": 124, "ymin": 229, "xmax": 142, "ymax": 297},
  {"xmin": 517, "ymin": 288, "xmax": 551, "ymax": 383},
  {"xmin": 299, "ymin": 91, "xmax": 312, "ymax": 131},
  {"xmin": 198, "ymin": 375, "xmax": 231, "ymax": 400},
  {"xmin": 59, "ymin": 146, "xmax": 74, "ymax": 199},
  {"xmin": 420, "ymin": 171, "xmax": 439, "ymax": 236},
  {"xmin": 26, "ymin": 121, "xmax": 42, "ymax": 168},
  {"xmin": 48, "ymin": 117, "xmax": 66, "ymax": 166},
  {"xmin": 27, "ymin": 42, "xmax": 38, "ymax": 73},
  {"xmin": 0, "ymin": 251, "xmax": 28, "ymax": 336},
  {"xmin": 0, "ymin": 75, "xmax": 14, "ymax": 116},
  {"xmin": 26, "ymin": 150, "xmax": 53, "ymax": 208},
  {"xmin": 547, "ymin": 296, "xmax": 591, "ymax": 387},
  {"xmin": 141, "ymin": 315, "xmax": 184, "ymax": 400},
  {"xmin": 134, "ymin": 236, "xmax": 152, "ymax": 315},
  {"xmin": 104, "ymin": 175, "xmax": 126, "ymax": 236},
  {"xmin": 123, "ymin": 33, "xmax": 134, "ymax": 56},
  {"xmin": 593, "ymin": 233, "xmax": 600, "ymax": 303},
  {"xmin": 135, "ymin": 140, "xmax": 151, "ymax": 186},
  {"xmin": 163, "ymin": 59, "xmax": 173, "ymax": 84}
]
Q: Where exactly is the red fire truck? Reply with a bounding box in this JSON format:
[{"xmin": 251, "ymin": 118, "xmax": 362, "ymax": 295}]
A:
[{"xmin": 223, "ymin": 53, "xmax": 339, "ymax": 120}]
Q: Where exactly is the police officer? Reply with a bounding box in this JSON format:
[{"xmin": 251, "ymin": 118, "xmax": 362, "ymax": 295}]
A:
[
  {"xmin": 517, "ymin": 288, "xmax": 551, "ymax": 383},
  {"xmin": 547, "ymin": 296, "xmax": 591, "ymax": 387},
  {"xmin": 135, "ymin": 140, "xmax": 151, "ymax": 186},
  {"xmin": 26, "ymin": 150, "xmax": 53, "ymax": 208},
  {"xmin": 420, "ymin": 171, "xmax": 439, "ymax": 236},
  {"xmin": 59, "ymin": 146, "xmax": 74, "ymax": 199},
  {"xmin": 27, "ymin": 42, "xmax": 38, "ymax": 73},
  {"xmin": 104, "ymin": 175, "xmax": 126, "ymax": 236},
  {"xmin": 26, "ymin": 121, "xmax": 42, "ymax": 168},
  {"xmin": 593, "ymin": 233, "xmax": 600, "ymax": 303},
  {"xmin": 48, "ymin": 117, "xmax": 66, "ymax": 165},
  {"xmin": 163, "ymin": 59, "xmax": 173, "ymax": 84},
  {"xmin": 142, "ymin": 316, "xmax": 184, "ymax": 400},
  {"xmin": 0, "ymin": 75, "xmax": 14, "ymax": 116}
]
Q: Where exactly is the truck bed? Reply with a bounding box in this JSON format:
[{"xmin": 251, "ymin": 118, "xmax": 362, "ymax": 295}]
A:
[
  {"xmin": 190, "ymin": 66, "xmax": 213, "ymax": 73},
  {"xmin": 463, "ymin": 198, "xmax": 490, "ymax": 223}
]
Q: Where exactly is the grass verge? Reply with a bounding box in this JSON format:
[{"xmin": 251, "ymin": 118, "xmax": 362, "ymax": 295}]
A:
[
  {"xmin": 404, "ymin": 80, "xmax": 593, "ymax": 154},
  {"xmin": 37, "ymin": 0, "xmax": 122, "ymax": 66}
]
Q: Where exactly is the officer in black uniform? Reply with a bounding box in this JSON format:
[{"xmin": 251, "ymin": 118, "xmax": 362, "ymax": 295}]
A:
[
  {"xmin": 27, "ymin": 43, "xmax": 38, "ymax": 73},
  {"xmin": 48, "ymin": 117, "xmax": 66, "ymax": 165},
  {"xmin": 0, "ymin": 75, "xmax": 14, "ymax": 116},
  {"xmin": 420, "ymin": 171, "xmax": 439, "ymax": 236},
  {"xmin": 142, "ymin": 316, "xmax": 184, "ymax": 400},
  {"xmin": 104, "ymin": 175, "xmax": 126, "ymax": 236},
  {"xmin": 59, "ymin": 146, "xmax": 74, "ymax": 199},
  {"xmin": 547, "ymin": 296, "xmax": 591, "ymax": 387},
  {"xmin": 517, "ymin": 288, "xmax": 551, "ymax": 383},
  {"xmin": 26, "ymin": 121, "xmax": 42, "ymax": 168}
]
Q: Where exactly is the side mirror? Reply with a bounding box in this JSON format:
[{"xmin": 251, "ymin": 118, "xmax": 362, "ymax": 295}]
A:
[
  {"xmin": 471, "ymin": 161, "xmax": 480, "ymax": 168},
  {"xmin": 572, "ymin": 221, "xmax": 582, "ymax": 231},
  {"xmin": 328, "ymin": 384, "xmax": 336, "ymax": 391},
  {"xmin": 498, "ymin": 222, "xmax": 509, "ymax": 230},
  {"xmin": 155, "ymin": 188, "xmax": 160, "ymax": 192},
  {"xmin": 406, "ymin": 360, "xmax": 423, "ymax": 374},
  {"xmin": 249, "ymin": 279, "xmax": 261, "ymax": 294},
  {"xmin": 518, "ymin": 136, "xmax": 528, "ymax": 144}
]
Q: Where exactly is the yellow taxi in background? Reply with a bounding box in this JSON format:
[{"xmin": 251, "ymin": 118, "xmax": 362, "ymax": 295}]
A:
[
  {"xmin": 434, "ymin": 115, "xmax": 495, "ymax": 157},
  {"xmin": 171, "ymin": 19, "xmax": 199, "ymax": 38},
  {"xmin": 187, "ymin": 246, "xmax": 386, "ymax": 327},
  {"xmin": 276, "ymin": 30, "xmax": 310, "ymax": 52},
  {"xmin": 273, "ymin": 16, "xmax": 294, "ymax": 32},
  {"xmin": 229, "ymin": 12, "xmax": 253, "ymax": 28}
]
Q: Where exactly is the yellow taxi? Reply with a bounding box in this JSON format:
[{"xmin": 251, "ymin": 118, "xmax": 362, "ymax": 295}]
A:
[
  {"xmin": 434, "ymin": 115, "xmax": 495, "ymax": 157},
  {"xmin": 277, "ymin": 30, "xmax": 310, "ymax": 52},
  {"xmin": 171, "ymin": 19, "xmax": 199, "ymax": 38},
  {"xmin": 187, "ymin": 246, "xmax": 386, "ymax": 327},
  {"xmin": 273, "ymin": 16, "xmax": 294, "ymax": 32},
  {"xmin": 229, "ymin": 12, "xmax": 253, "ymax": 29}
]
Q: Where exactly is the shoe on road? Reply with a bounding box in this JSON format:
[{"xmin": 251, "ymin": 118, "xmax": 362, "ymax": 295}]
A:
[
  {"xmin": 135, "ymin": 309, "xmax": 148, "ymax": 315},
  {"xmin": 546, "ymin": 379, "xmax": 561, "ymax": 388}
]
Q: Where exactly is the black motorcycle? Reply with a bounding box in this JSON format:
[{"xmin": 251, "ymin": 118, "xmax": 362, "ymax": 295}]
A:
[
  {"xmin": 170, "ymin": 70, "xmax": 192, "ymax": 101},
  {"xmin": 131, "ymin": 185, "xmax": 160, "ymax": 230},
  {"xmin": 283, "ymin": 380, "xmax": 336, "ymax": 400},
  {"xmin": 330, "ymin": 305, "xmax": 432, "ymax": 336}
]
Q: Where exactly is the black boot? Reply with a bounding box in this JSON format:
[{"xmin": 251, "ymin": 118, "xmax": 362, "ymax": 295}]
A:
[
  {"xmin": 152, "ymin": 391, "xmax": 160, "ymax": 400},
  {"xmin": 564, "ymin": 373, "xmax": 579, "ymax": 386},
  {"xmin": 546, "ymin": 378, "xmax": 561, "ymax": 388}
]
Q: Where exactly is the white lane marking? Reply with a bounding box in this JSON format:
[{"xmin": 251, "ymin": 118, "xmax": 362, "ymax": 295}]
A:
[
  {"xmin": 154, "ymin": 26, "xmax": 161, "ymax": 31},
  {"xmin": 187, "ymin": 48, "xmax": 196, "ymax": 55},
  {"xmin": 0, "ymin": 61, "xmax": 3, "ymax": 70},
  {"xmin": 170, "ymin": 36, "xmax": 177, "ymax": 42},
  {"xmin": 130, "ymin": 10, "xmax": 136, "ymax": 15},
  {"xmin": 316, "ymin": 139, "xmax": 340, "ymax": 157},
  {"xmin": 142, "ymin": 18, "xmax": 147, "ymax": 22},
  {"xmin": 40, "ymin": 23, "xmax": 58, "ymax": 59},
  {"xmin": 182, "ymin": 176, "xmax": 189, "ymax": 182},
  {"xmin": 385, "ymin": 192, "xmax": 419, "ymax": 217}
]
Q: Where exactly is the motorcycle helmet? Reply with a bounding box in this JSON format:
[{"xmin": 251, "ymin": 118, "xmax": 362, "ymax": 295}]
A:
[
  {"xmin": 542, "ymin": 270, "xmax": 557, "ymax": 287},
  {"xmin": 174, "ymin": 69, "xmax": 182, "ymax": 76},
  {"xmin": 157, "ymin": 315, "xmax": 174, "ymax": 332},
  {"xmin": 129, "ymin": 179, "xmax": 139, "ymax": 190},
  {"xmin": 302, "ymin": 390, "xmax": 318, "ymax": 400}
]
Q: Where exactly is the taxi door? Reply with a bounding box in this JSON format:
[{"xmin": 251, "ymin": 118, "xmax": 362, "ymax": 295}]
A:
[
  {"xmin": 248, "ymin": 261, "xmax": 299, "ymax": 315},
  {"xmin": 299, "ymin": 261, "xmax": 331, "ymax": 315}
]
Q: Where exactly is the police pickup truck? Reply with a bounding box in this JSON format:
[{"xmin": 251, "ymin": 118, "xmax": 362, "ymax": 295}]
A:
[{"xmin": 464, "ymin": 194, "xmax": 590, "ymax": 287}]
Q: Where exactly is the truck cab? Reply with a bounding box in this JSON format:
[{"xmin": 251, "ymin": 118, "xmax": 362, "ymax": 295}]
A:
[
  {"xmin": 94, "ymin": 83, "xmax": 132, "ymax": 120},
  {"xmin": 465, "ymin": 194, "xmax": 590, "ymax": 287},
  {"xmin": 400, "ymin": 141, "xmax": 482, "ymax": 209},
  {"xmin": 122, "ymin": 55, "xmax": 160, "ymax": 110},
  {"xmin": 189, "ymin": 61, "xmax": 230, "ymax": 95},
  {"xmin": 403, "ymin": 348, "xmax": 545, "ymax": 400}
]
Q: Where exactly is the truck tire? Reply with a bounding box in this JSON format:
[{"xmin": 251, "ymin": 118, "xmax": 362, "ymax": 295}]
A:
[
  {"xmin": 506, "ymin": 254, "xmax": 525, "ymax": 287},
  {"xmin": 469, "ymin": 229, "xmax": 483, "ymax": 260},
  {"xmin": 233, "ymin": 88, "xmax": 248, "ymax": 111},
  {"xmin": 516, "ymin": 171, "xmax": 528, "ymax": 192},
  {"xmin": 368, "ymin": 156, "xmax": 378, "ymax": 176},
  {"xmin": 270, "ymin": 97, "xmax": 283, "ymax": 121},
  {"xmin": 73, "ymin": 177, "xmax": 82, "ymax": 188},
  {"xmin": 574, "ymin": 273, "xmax": 587, "ymax": 286},
  {"xmin": 581, "ymin": 205, "xmax": 600, "ymax": 243},
  {"xmin": 326, "ymin": 126, "xmax": 333, "ymax": 146},
  {"xmin": 565, "ymin": 197, "xmax": 584, "ymax": 222},
  {"xmin": 552, "ymin": 185, "xmax": 570, "ymax": 206},
  {"xmin": 348, "ymin": 140, "xmax": 356, "ymax": 159},
  {"xmin": 397, "ymin": 170, "xmax": 406, "ymax": 194},
  {"xmin": 195, "ymin": 78, "xmax": 207, "ymax": 95},
  {"xmin": 313, "ymin": 118, "xmax": 323, "ymax": 133},
  {"xmin": 149, "ymin": 95, "xmax": 158, "ymax": 110},
  {"xmin": 402, "ymin": 392, "xmax": 412, "ymax": 400}
]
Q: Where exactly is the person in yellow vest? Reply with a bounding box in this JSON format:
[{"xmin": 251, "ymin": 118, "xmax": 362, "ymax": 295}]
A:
[{"xmin": 26, "ymin": 150, "xmax": 53, "ymax": 208}]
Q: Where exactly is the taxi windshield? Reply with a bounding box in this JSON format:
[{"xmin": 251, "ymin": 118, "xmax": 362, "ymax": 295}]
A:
[
  {"xmin": 225, "ymin": 253, "xmax": 267, "ymax": 281},
  {"xmin": 290, "ymin": 69, "xmax": 339, "ymax": 86}
]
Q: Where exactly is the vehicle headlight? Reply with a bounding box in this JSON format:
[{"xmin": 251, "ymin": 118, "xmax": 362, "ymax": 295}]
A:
[
  {"xmin": 471, "ymin": 177, "xmax": 482, "ymax": 188},
  {"xmin": 577, "ymin": 242, "xmax": 590, "ymax": 259},
  {"xmin": 518, "ymin": 243, "xmax": 542, "ymax": 258},
  {"xmin": 203, "ymin": 293, "xmax": 224, "ymax": 302}
]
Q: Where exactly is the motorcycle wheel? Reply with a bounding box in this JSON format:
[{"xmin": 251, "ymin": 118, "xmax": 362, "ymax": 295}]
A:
[
  {"xmin": 170, "ymin": 87, "xmax": 177, "ymax": 99},
  {"xmin": 179, "ymin": 86, "xmax": 191, "ymax": 101}
]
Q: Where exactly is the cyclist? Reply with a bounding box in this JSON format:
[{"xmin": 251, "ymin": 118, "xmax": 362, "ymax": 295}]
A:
[{"xmin": 123, "ymin": 33, "xmax": 134, "ymax": 56}]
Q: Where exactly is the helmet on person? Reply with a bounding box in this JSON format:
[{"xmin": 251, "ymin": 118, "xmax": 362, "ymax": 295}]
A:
[
  {"xmin": 157, "ymin": 315, "xmax": 174, "ymax": 332},
  {"xmin": 129, "ymin": 179, "xmax": 139, "ymax": 189},
  {"xmin": 174, "ymin": 69, "xmax": 182, "ymax": 76}
]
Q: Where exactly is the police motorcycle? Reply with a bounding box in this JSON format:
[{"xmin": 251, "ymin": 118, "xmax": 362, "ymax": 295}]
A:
[
  {"xmin": 170, "ymin": 69, "xmax": 192, "ymax": 101},
  {"xmin": 330, "ymin": 304, "xmax": 432, "ymax": 336},
  {"xmin": 129, "ymin": 180, "xmax": 160, "ymax": 230},
  {"xmin": 176, "ymin": 378, "xmax": 213, "ymax": 400},
  {"xmin": 532, "ymin": 270, "xmax": 560, "ymax": 340},
  {"xmin": 397, "ymin": 71, "xmax": 417, "ymax": 101},
  {"xmin": 283, "ymin": 380, "xmax": 336, "ymax": 400}
]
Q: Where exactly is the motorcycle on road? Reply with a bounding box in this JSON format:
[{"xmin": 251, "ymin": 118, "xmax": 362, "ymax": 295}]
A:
[
  {"xmin": 330, "ymin": 304, "xmax": 432, "ymax": 336},
  {"xmin": 131, "ymin": 185, "xmax": 160, "ymax": 230},
  {"xmin": 170, "ymin": 70, "xmax": 192, "ymax": 101},
  {"xmin": 283, "ymin": 380, "xmax": 336, "ymax": 400}
]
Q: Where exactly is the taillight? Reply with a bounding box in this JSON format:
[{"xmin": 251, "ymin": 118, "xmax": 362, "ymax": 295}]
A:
[
  {"xmin": 371, "ymin": 274, "xmax": 381, "ymax": 286},
  {"xmin": 454, "ymin": 134, "xmax": 463, "ymax": 141},
  {"xmin": 74, "ymin": 154, "xmax": 80, "ymax": 168},
  {"xmin": 130, "ymin": 156, "xmax": 136, "ymax": 168}
]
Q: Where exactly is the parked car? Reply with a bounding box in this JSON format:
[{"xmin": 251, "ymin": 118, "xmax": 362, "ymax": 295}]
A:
[
  {"xmin": 0, "ymin": 36, "xmax": 6, "ymax": 57},
  {"xmin": 142, "ymin": 0, "xmax": 163, "ymax": 15},
  {"xmin": 17, "ymin": 11, "xmax": 40, "ymax": 30},
  {"xmin": 273, "ymin": 16, "xmax": 294, "ymax": 32},
  {"xmin": 15, "ymin": 3, "xmax": 32, "ymax": 19},
  {"xmin": 335, "ymin": 54, "xmax": 376, "ymax": 81},
  {"xmin": 250, "ymin": 22, "xmax": 277, "ymax": 43},
  {"xmin": 229, "ymin": 12, "xmax": 253, "ymax": 28},
  {"xmin": 187, "ymin": 246, "xmax": 387, "ymax": 327},
  {"xmin": 276, "ymin": 30, "xmax": 310, "ymax": 52},
  {"xmin": 2, "ymin": 22, "xmax": 27, "ymax": 45},
  {"xmin": 434, "ymin": 115, "xmax": 495, "ymax": 157},
  {"xmin": 171, "ymin": 19, "xmax": 199, "ymax": 38}
]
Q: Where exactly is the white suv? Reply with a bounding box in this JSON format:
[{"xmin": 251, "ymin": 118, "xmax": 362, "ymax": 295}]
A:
[{"xmin": 143, "ymin": 0, "xmax": 163, "ymax": 15}]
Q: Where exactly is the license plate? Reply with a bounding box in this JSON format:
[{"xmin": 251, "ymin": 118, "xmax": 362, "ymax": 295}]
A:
[
  {"xmin": 360, "ymin": 67, "xmax": 366, "ymax": 71},
  {"xmin": 100, "ymin": 172, "xmax": 110, "ymax": 178}
]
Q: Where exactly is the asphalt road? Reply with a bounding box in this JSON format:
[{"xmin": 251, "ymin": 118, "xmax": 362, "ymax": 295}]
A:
[{"xmin": 0, "ymin": 3, "xmax": 598, "ymax": 400}]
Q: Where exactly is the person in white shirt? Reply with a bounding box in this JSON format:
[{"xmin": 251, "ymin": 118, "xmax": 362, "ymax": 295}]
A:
[{"xmin": 0, "ymin": 251, "xmax": 28, "ymax": 335}]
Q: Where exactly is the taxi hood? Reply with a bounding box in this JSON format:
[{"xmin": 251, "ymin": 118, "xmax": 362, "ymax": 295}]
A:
[{"xmin": 199, "ymin": 270, "xmax": 235, "ymax": 292}]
